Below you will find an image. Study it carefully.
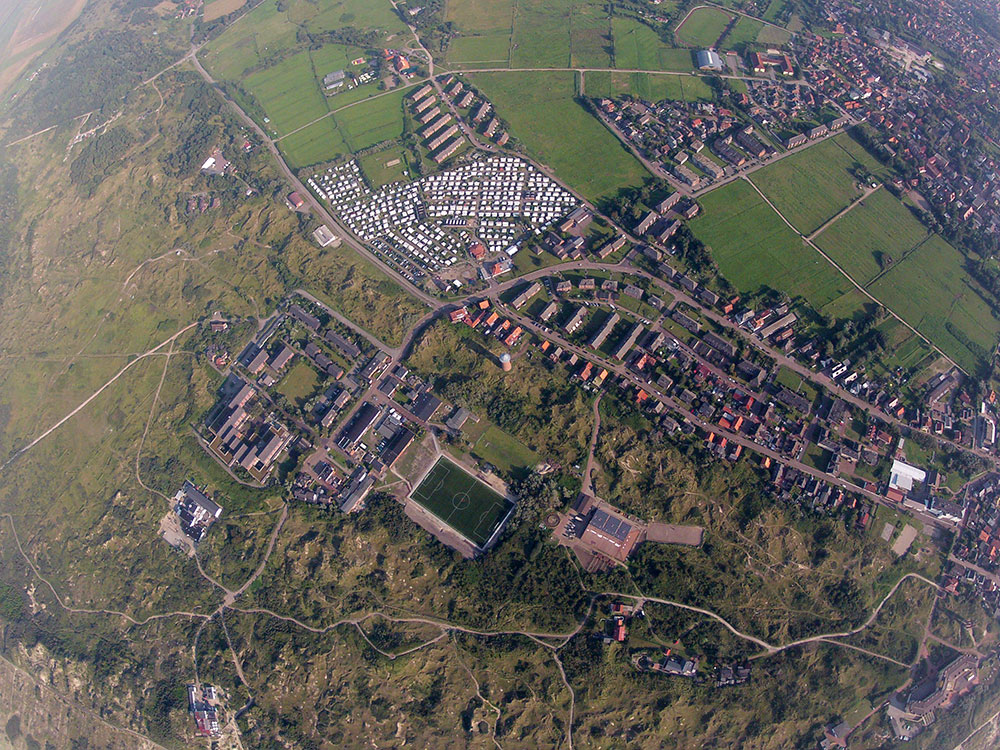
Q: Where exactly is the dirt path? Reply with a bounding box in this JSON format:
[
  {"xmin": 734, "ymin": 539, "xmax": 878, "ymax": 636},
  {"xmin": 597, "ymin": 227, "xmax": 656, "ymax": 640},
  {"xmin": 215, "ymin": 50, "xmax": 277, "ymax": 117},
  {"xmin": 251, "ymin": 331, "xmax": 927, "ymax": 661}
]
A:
[
  {"xmin": 0, "ymin": 651, "xmax": 170, "ymax": 750},
  {"xmin": 806, "ymin": 183, "xmax": 881, "ymax": 241},
  {"xmin": 2, "ymin": 514, "xmax": 211, "ymax": 626},
  {"xmin": 0, "ymin": 321, "xmax": 200, "ymax": 472},
  {"xmin": 581, "ymin": 394, "xmax": 603, "ymax": 498}
]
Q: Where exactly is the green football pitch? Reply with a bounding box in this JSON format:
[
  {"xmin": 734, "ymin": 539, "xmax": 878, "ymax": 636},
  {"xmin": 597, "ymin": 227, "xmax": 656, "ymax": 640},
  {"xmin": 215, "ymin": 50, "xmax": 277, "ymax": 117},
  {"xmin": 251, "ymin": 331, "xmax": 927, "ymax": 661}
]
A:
[{"xmin": 410, "ymin": 457, "xmax": 512, "ymax": 548}]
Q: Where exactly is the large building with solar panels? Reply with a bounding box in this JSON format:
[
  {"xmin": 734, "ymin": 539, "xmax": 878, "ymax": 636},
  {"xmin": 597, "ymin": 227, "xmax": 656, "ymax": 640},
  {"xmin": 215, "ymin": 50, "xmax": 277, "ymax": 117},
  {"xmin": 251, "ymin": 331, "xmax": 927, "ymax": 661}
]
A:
[{"xmin": 578, "ymin": 501, "xmax": 643, "ymax": 562}]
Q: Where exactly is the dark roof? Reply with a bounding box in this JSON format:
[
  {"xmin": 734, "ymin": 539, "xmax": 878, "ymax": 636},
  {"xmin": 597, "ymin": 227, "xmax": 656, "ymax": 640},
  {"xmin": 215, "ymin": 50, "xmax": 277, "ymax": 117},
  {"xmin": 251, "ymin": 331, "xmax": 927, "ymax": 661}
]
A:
[
  {"xmin": 589, "ymin": 508, "xmax": 632, "ymax": 541},
  {"xmin": 410, "ymin": 390, "xmax": 442, "ymax": 422},
  {"xmin": 340, "ymin": 402, "xmax": 380, "ymax": 445},
  {"xmin": 181, "ymin": 480, "xmax": 223, "ymax": 518}
]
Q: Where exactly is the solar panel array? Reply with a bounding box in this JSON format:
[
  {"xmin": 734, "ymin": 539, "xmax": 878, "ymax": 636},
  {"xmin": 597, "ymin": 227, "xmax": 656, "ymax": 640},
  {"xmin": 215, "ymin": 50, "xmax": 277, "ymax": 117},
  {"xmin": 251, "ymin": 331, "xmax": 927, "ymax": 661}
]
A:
[{"xmin": 590, "ymin": 509, "xmax": 632, "ymax": 542}]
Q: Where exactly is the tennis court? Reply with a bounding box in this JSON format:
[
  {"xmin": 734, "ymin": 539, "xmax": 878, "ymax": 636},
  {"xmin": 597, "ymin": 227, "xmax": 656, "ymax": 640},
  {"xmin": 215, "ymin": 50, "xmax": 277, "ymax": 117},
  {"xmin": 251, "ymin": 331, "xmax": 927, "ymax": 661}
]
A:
[{"xmin": 410, "ymin": 457, "xmax": 512, "ymax": 547}]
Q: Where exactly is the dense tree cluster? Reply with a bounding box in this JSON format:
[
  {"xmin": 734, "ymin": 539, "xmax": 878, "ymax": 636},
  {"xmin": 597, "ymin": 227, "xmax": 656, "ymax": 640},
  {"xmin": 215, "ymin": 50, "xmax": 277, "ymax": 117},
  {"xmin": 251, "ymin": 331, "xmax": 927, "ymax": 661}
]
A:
[
  {"xmin": 69, "ymin": 128, "xmax": 137, "ymax": 196},
  {"xmin": 7, "ymin": 31, "xmax": 171, "ymax": 137}
]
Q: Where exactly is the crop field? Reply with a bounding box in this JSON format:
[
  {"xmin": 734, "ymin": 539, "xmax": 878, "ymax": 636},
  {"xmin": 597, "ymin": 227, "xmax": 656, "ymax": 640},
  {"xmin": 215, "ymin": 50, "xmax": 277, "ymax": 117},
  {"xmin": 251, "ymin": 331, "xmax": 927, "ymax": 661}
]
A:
[
  {"xmin": 721, "ymin": 16, "xmax": 763, "ymax": 46},
  {"xmin": 335, "ymin": 89, "xmax": 407, "ymax": 151},
  {"xmin": 410, "ymin": 457, "xmax": 512, "ymax": 547},
  {"xmin": 203, "ymin": 0, "xmax": 246, "ymax": 22},
  {"xmin": 814, "ymin": 188, "xmax": 930, "ymax": 286},
  {"xmin": 690, "ymin": 180, "xmax": 864, "ymax": 316},
  {"xmin": 868, "ymin": 235, "xmax": 1000, "ymax": 373},
  {"xmin": 675, "ymin": 6, "xmax": 732, "ymax": 48},
  {"xmin": 278, "ymin": 118, "xmax": 349, "ymax": 168},
  {"xmin": 611, "ymin": 17, "xmax": 693, "ymax": 71},
  {"xmin": 472, "ymin": 71, "xmax": 649, "ymax": 203},
  {"xmin": 750, "ymin": 133, "xmax": 885, "ymax": 234},
  {"xmin": 244, "ymin": 51, "xmax": 330, "ymax": 136},
  {"xmin": 585, "ymin": 71, "xmax": 711, "ymax": 101}
]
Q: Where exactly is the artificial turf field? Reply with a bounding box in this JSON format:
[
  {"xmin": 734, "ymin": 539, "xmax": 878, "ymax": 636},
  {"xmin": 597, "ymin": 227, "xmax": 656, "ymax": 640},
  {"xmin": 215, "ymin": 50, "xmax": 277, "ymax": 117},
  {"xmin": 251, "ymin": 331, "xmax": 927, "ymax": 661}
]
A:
[{"xmin": 410, "ymin": 457, "xmax": 512, "ymax": 548}]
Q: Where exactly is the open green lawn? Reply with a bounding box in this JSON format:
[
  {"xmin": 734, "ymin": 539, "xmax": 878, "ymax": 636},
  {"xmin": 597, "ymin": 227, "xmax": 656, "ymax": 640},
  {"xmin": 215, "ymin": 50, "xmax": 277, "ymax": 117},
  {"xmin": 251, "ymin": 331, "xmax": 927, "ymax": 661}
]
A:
[
  {"xmin": 473, "ymin": 424, "xmax": 539, "ymax": 474},
  {"xmin": 690, "ymin": 179, "xmax": 864, "ymax": 317},
  {"xmin": 814, "ymin": 188, "xmax": 930, "ymax": 286},
  {"xmin": 584, "ymin": 70, "xmax": 713, "ymax": 101},
  {"xmin": 410, "ymin": 457, "xmax": 512, "ymax": 547},
  {"xmin": 763, "ymin": 0, "xmax": 789, "ymax": 22},
  {"xmin": 275, "ymin": 359, "xmax": 320, "ymax": 407},
  {"xmin": 750, "ymin": 134, "xmax": 883, "ymax": 235},
  {"xmin": 359, "ymin": 148, "xmax": 411, "ymax": 187},
  {"xmin": 612, "ymin": 17, "xmax": 693, "ymax": 71},
  {"xmin": 722, "ymin": 16, "xmax": 763, "ymax": 46},
  {"xmin": 757, "ymin": 23, "xmax": 792, "ymax": 45},
  {"xmin": 472, "ymin": 71, "xmax": 649, "ymax": 204},
  {"xmin": 675, "ymin": 6, "xmax": 732, "ymax": 48},
  {"xmin": 868, "ymin": 235, "xmax": 1000, "ymax": 374}
]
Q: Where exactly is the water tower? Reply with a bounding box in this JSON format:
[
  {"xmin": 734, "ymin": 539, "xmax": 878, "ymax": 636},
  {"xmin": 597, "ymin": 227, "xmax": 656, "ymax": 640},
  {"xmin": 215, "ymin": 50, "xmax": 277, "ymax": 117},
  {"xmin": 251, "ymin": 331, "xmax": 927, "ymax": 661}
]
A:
[{"xmin": 499, "ymin": 351, "xmax": 512, "ymax": 372}]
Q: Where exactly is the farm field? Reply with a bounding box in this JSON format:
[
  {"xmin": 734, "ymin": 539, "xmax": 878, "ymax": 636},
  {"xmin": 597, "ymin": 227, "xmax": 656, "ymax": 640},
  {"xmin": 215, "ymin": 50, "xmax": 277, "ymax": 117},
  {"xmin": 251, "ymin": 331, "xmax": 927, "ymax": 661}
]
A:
[
  {"xmin": 335, "ymin": 89, "xmax": 408, "ymax": 151},
  {"xmin": 675, "ymin": 6, "xmax": 732, "ymax": 48},
  {"xmin": 472, "ymin": 71, "xmax": 649, "ymax": 203},
  {"xmin": 203, "ymin": 0, "xmax": 246, "ymax": 22},
  {"xmin": 585, "ymin": 71, "xmax": 712, "ymax": 101},
  {"xmin": 447, "ymin": 33, "xmax": 511, "ymax": 64},
  {"xmin": 763, "ymin": 0, "xmax": 789, "ymax": 21},
  {"xmin": 690, "ymin": 180, "xmax": 865, "ymax": 317},
  {"xmin": 873, "ymin": 319, "xmax": 936, "ymax": 375},
  {"xmin": 202, "ymin": 0, "xmax": 405, "ymax": 81},
  {"xmin": 445, "ymin": 0, "xmax": 515, "ymax": 31},
  {"xmin": 244, "ymin": 50, "xmax": 330, "ymax": 136},
  {"xmin": 410, "ymin": 457, "xmax": 512, "ymax": 547},
  {"xmin": 510, "ymin": 0, "xmax": 572, "ymax": 67},
  {"xmin": 612, "ymin": 17, "xmax": 693, "ymax": 71},
  {"xmin": 569, "ymin": 0, "xmax": 613, "ymax": 67},
  {"xmin": 750, "ymin": 133, "xmax": 884, "ymax": 235},
  {"xmin": 277, "ymin": 117, "xmax": 349, "ymax": 169},
  {"xmin": 814, "ymin": 188, "xmax": 930, "ymax": 286},
  {"xmin": 868, "ymin": 235, "xmax": 1000, "ymax": 373}
]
